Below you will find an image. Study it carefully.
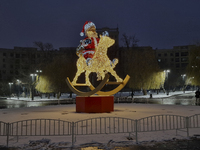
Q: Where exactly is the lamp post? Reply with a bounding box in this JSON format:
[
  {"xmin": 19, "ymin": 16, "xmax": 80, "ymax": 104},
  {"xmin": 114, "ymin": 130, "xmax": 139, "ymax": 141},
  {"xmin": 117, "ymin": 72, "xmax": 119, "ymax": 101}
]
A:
[
  {"xmin": 16, "ymin": 79, "xmax": 20, "ymax": 99},
  {"xmin": 8, "ymin": 82, "xmax": 13, "ymax": 98},
  {"xmin": 30, "ymin": 73, "xmax": 37, "ymax": 100},
  {"xmin": 164, "ymin": 70, "xmax": 170, "ymax": 95},
  {"xmin": 181, "ymin": 74, "xmax": 186, "ymax": 93},
  {"xmin": 36, "ymin": 70, "xmax": 42, "ymax": 98}
]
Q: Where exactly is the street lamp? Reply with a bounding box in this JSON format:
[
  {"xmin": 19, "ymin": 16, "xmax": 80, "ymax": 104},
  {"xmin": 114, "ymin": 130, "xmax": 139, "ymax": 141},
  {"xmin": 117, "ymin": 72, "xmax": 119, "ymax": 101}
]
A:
[
  {"xmin": 181, "ymin": 74, "xmax": 186, "ymax": 93},
  {"xmin": 16, "ymin": 79, "xmax": 20, "ymax": 99},
  {"xmin": 181, "ymin": 74, "xmax": 186, "ymax": 78},
  {"xmin": 164, "ymin": 70, "xmax": 170, "ymax": 95},
  {"xmin": 36, "ymin": 70, "xmax": 42, "ymax": 73},
  {"xmin": 36, "ymin": 70, "xmax": 42, "ymax": 82},
  {"xmin": 30, "ymin": 74, "xmax": 37, "ymax": 82},
  {"xmin": 8, "ymin": 82, "xmax": 13, "ymax": 98},
  {"xmin": 30, "ymin": 74, "xmax": 37, "ymax": 100}
]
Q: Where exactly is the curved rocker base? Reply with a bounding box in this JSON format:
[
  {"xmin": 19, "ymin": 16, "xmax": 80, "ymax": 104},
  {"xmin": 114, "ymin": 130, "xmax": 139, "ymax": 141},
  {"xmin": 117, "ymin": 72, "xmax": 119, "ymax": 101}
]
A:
[
  {"xmin": 66, "ymin": 74, "xmax": 130, "ymax": 96},
  {"xmin": 89, "ymin": 75, "xmax": 130, "ymax": 96},
  {"xmin": 66, "ymin": 74, "xmax": 109, "ymax": 97}
]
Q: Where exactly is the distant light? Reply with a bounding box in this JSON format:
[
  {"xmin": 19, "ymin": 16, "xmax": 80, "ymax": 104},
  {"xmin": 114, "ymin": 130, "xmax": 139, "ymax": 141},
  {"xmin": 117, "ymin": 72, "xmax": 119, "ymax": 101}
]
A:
[
  {"xmin": 36, "ymin": 70, "xmax": 42, "ymax": 73},
  {"xmin": 192, "ymin": 66, "xmax": 198, "ymax": 68},
  {"xmin": 16, "ymin": 79, "xmax": 20, "ymax": 84},
  {"xmin": 181, "ymin": 74, "xmax": 186, "ymax": 77},
  {"xmin": 164, "ymin": 69, "xmax": 170, "ymax": 73},
  {"xmin": 30, "ymin": 74, "xmax": 37, "ymax": 76}
]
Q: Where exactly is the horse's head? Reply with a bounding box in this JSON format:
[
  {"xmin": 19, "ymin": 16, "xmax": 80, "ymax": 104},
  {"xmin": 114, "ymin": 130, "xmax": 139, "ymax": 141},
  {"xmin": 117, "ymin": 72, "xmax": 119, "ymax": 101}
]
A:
[{"xmin": 98, "ymin": 35, "xmax": 115, "ymax": 48}]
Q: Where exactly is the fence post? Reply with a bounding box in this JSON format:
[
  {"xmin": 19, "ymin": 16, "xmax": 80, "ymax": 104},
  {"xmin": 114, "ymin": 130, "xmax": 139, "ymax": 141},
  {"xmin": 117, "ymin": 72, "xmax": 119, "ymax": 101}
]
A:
[
  {"xmin": 6, "ymin": 123, "xmax": 9, "ymax": 147},
  {"xmin": 186, "ymin": 117, "xmax": 189, "ymax": 137},
  {"xmin": 135, "ymin": 120, "xmax": 138, "ymax": 144},
  {"xmin": 71, "ymin": 122, "xmax": 75, "ymax": 147}
]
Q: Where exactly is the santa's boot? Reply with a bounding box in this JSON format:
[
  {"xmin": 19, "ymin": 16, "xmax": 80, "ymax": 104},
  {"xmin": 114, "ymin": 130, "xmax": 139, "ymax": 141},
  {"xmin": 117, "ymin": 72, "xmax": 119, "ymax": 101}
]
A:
[
  {"xmin": 110, "ymin": 58, "xmax": 118, "ymax": 68},
  {"xmin": 86, "ymin": 58, "xmax": 92, "ymax": 66}
]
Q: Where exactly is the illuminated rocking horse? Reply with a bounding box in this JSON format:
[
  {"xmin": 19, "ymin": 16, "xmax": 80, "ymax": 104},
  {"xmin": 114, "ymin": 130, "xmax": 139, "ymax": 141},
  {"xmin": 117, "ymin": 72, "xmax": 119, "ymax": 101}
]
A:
[{"xmin": 66, "ymin": 35, "xmax": 130, "ymax": 96}]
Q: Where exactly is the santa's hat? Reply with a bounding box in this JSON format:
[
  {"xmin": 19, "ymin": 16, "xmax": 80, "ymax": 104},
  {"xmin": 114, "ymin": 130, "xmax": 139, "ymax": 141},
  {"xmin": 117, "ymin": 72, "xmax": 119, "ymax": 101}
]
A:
[{"xmin": 80, "ymin": 21, "xmax": 96, "ymax": 36}]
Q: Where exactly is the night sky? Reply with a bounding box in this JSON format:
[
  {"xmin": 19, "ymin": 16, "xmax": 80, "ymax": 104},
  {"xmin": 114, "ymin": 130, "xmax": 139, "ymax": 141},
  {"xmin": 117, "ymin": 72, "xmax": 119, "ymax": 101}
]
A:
[{"xmin": 1, "ymin": 0, "xmax": 200, "ymax": 50}]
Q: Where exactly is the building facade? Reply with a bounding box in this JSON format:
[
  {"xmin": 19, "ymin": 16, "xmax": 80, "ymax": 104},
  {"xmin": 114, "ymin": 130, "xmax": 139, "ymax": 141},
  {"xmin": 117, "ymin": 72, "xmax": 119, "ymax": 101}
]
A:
[
  {"xmin": 155, "ymin": 45, "xmax": 195, "ymax": 74},
  {"xmin": 0, "ymin": 47, "xmax": 62, "ymax": 81}
]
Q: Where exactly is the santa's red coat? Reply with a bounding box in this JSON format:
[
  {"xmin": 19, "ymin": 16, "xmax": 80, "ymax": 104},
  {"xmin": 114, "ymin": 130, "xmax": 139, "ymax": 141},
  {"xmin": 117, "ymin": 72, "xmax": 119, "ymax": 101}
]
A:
[{"xmin": 81, "ymin": 37, "xmax": 99, "ymax": 59}]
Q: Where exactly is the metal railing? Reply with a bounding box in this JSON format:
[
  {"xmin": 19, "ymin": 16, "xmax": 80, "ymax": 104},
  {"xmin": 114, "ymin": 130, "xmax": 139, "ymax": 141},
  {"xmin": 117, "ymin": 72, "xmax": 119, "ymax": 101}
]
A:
[
  {"xmin": 9, "ymin": 119, "xmax": 71, "ymax": 136},
  {"xmin": 0, "ymin": 121, "xmax": 7, "ymax": 136},
  {"xmin": 189, "ymin": 114, "xmax": 200, "ymax": 128},
  {"xmin": 137, "ymin": 115, "xmax": 186, "ymax": 132},
  {"xmin": 75, "ymin": 117, "xmax": 136, "ymax": 135},
  {"xmin": 1, "ymin": 114, "xmax": 200, "ymax": 147}
]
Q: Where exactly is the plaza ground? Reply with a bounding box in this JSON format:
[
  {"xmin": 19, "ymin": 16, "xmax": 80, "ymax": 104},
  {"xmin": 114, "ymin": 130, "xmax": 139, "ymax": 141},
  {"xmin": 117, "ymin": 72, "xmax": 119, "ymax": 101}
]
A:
[{"xmin": 0, "ymin": 92, "xmax": 200, "ymax": 149}]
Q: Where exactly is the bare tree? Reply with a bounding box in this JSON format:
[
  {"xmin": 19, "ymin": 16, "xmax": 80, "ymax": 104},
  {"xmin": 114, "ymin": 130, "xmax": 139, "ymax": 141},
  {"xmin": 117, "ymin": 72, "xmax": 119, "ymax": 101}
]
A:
[
  {"xmin": 44, "ymin": 43, "xmax": 54, "ymax": 51},
  {"xmin": 34, "ymin": 41, "xmax": 44, "ymax": 51},
  {"xmin": 34, "ymin": 41, "xmax": 54, "ymax": 51},
  {"xmin": 121, "ymin": 33, "xmax": 139, "ymax": 49}
]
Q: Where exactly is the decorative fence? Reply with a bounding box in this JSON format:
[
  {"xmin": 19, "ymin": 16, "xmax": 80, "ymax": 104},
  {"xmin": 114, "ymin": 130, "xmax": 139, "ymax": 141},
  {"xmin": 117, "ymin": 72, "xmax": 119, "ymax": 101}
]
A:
[{"xmin": 1, "ymin": 114, "xmax": 200, "ymax": 147}]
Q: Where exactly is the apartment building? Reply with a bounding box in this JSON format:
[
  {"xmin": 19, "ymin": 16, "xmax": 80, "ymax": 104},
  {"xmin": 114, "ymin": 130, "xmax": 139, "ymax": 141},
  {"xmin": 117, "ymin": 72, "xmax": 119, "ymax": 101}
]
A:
[
  {"xmin": 0, "ymin": 47, "xmax": 62, "ymax": 81},
  {"xmin": 155, "ymin": 45, "xmax": 195, "ymax": 74}
]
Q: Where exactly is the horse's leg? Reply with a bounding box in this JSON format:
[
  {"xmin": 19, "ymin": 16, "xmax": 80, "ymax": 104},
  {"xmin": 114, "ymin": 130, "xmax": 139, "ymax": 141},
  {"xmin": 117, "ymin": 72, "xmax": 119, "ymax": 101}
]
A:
[
  {"xmin": 99, "ymin": 71, "xmax": 105, "ymax": 80},
  {"xmin": 97, "ymin": 72, "xmax": 101, "ymax": 81},
  {"xmin": 107, "ymin": 67, "xmax": 123, "ymax": 82},
  {"xmin": 85, "ymin": 70, "xmax": 91, "ymax": 85},
  {"xmin": 72, "ymin": 57, "xmax": 86, "ymax": 84},
  {"xmin": 72, "ymin": 69, "xmax": 84, "ymax": 85}
]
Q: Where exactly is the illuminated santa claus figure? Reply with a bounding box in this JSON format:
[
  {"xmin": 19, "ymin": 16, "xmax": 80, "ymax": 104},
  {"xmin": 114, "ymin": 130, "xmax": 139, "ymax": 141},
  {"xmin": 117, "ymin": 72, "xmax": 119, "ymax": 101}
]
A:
[{"xmin": 76, "ymin": 21, "xmax": 100, "ymax": 65}]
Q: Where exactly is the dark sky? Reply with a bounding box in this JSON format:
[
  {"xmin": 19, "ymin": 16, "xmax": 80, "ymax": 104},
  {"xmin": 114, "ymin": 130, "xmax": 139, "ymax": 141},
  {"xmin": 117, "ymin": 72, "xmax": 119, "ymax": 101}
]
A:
[{"xmin": 1, "ymin": 0, "xmax": 200, "ymax": 49}]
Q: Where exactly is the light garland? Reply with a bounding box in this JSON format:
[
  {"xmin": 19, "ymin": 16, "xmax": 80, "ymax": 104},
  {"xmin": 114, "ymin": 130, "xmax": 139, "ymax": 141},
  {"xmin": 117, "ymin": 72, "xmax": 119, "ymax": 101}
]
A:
[{"xmin": 72, "ymin": 35, "xmax": 122, "ymax": 86}]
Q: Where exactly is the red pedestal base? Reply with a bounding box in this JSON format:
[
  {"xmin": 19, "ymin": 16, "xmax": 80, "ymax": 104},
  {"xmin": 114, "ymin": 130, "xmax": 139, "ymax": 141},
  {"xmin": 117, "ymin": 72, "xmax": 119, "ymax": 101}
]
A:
[{"xmin": 76, "ymin": 96, "xmax": 114, "ymax": 113}]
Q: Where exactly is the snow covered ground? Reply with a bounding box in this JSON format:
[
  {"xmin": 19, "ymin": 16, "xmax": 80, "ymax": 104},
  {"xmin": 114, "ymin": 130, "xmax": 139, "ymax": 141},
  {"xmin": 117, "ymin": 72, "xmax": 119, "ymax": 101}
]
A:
[
  {"xmin": 8, "ymin": 90, "xmax": 194, "ymax": 101},
  {"xmin": 0, "ymin": 90, "xmax": 200, "ymax": 149}
]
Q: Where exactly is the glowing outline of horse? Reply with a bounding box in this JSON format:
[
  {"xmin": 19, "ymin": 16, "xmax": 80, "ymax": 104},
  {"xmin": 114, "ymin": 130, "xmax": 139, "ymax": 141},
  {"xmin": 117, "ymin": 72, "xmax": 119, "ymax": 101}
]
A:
[
  {"xmin": 66, "ymin": 35, "xmax": 130, "ymax": 96},
  {"xmin": 72, "ymin": 35, "xmax": 123, "ymax": 86}
]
